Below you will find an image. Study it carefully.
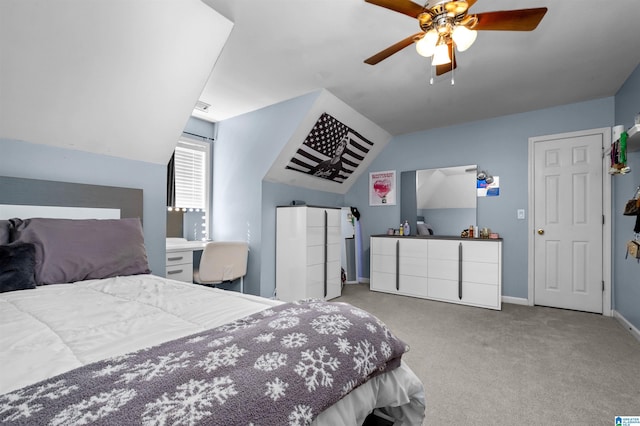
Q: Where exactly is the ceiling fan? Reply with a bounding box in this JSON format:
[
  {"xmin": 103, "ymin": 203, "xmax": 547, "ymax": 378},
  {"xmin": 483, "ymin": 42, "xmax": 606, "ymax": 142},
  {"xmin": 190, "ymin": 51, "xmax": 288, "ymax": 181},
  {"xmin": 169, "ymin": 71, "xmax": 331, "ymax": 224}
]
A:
[{"xmin": 364, "ymin": 0, "xmax": 547, "ymax": 76}]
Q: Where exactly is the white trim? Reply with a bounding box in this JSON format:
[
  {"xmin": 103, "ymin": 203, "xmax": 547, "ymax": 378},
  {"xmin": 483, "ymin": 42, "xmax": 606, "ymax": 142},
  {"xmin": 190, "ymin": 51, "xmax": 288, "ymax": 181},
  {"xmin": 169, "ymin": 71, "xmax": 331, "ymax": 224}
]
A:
[
  {"xmin": 502, "ymin": 296, "xmax": 528, "ymax": 306},
  {"xmin": 527, "ymin": 127, "xmax": 612, "ymax": 316},
  {"xmin": 359, "ymin": 277, "xmax": 370, "ymax": 284},
  {"xmin": 613, "ymin": 310, "xmax": 640, "ymax": 342},
  {"xmin": 602, "ymin": 128, "xmax": 612, "ymax": 316},
  {"xmin": 0, "ymin": 205, "xmax": 120, "ymax": 220}
]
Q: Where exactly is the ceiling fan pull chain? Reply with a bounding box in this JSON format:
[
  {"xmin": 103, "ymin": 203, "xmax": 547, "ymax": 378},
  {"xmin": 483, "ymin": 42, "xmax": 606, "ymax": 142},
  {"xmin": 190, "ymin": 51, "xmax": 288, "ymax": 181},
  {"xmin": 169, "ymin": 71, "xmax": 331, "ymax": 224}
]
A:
[
  {"xmin": 450, "ymin": 47, "xmax": 455, "ymax": 85},
  {"xmin": 429, "ymin": 62, "xmax": 434, "ymax": 85}
]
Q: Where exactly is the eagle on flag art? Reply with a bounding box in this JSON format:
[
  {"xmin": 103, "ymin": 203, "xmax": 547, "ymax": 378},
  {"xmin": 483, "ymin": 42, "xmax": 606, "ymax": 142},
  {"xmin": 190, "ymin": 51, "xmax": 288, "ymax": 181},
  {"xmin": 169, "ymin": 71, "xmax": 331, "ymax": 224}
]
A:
[{"xmin": 286, "ymin": 113, "xmax": 374, "ymax": 183}]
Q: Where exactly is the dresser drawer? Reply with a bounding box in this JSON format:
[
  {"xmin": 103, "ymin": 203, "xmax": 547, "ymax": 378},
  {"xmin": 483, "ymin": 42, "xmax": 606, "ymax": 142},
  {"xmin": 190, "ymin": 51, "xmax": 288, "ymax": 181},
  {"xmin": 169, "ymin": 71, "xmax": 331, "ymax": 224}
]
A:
[
  {"xmin": 166, "ymin": 251, "xmax": 192, "ymax": 267},
  {"xmin": 165, "ymin": 250, "xmax": 193, "ymax": 283},
  {"xmin": 166, "ymin": 265, "xmax": 193, "ymax": 283}
]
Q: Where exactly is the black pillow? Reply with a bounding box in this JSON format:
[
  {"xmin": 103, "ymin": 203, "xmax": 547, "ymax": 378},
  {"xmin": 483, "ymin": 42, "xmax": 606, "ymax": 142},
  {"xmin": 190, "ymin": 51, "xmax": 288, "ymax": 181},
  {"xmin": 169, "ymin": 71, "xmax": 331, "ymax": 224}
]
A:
[
  {"xmin": 0, "ymin": 242, "xmax": 37, "ymax": 293},
  {"xmin": 0, "ymin": 220, "xmax": 10, "ymax": 245}
]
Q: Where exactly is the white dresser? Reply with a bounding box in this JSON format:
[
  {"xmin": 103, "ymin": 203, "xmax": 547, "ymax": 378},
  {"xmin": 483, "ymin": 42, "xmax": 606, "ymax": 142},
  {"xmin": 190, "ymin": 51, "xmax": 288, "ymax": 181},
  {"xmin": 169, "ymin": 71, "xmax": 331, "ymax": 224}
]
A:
[
  {"xmin": 370, "ymin": 236, "xmax": 502, "ymax": 310},
  {"xmin": 276, "ymin": 206, "xmax": 342, "ymax": 302}
]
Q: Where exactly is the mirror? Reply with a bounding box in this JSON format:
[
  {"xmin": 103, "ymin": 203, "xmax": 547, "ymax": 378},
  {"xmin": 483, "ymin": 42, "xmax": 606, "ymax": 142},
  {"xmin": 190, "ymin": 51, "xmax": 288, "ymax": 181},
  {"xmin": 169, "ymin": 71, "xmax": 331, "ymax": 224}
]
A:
[{"xmin": 400, "ymin": 165, "xmax": 477, "ymax": 236}]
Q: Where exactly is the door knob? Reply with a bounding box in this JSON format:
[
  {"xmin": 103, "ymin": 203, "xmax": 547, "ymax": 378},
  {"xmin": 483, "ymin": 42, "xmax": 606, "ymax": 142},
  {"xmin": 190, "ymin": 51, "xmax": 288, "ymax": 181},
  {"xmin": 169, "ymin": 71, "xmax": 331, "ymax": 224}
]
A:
[{"xmin": 537, "ymin": 229, "xmax": 544, "ymax": 235}]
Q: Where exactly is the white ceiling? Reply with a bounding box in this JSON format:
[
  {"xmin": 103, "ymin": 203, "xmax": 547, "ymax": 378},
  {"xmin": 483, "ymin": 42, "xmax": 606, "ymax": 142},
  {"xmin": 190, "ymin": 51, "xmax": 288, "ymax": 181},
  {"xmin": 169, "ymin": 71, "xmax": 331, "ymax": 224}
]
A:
[{"xmin": 196, "ymin": 0, "xmax": 640, "ymax": 135}]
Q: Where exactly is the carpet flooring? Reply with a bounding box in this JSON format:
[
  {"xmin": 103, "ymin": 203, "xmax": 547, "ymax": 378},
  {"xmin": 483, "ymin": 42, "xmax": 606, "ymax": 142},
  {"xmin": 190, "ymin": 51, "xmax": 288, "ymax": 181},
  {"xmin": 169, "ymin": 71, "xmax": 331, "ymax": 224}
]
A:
[{"xmin": 336, "ymin": 284, "xmax": 640, "ymax": 425}]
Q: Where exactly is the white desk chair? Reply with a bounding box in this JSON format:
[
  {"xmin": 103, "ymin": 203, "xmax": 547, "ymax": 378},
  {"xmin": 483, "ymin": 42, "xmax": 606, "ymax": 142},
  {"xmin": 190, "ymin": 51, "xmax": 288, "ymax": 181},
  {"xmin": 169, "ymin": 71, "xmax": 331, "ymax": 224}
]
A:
[{"xmin": 193, "ymin": 241, "xmax": 249, "ymax": 293}]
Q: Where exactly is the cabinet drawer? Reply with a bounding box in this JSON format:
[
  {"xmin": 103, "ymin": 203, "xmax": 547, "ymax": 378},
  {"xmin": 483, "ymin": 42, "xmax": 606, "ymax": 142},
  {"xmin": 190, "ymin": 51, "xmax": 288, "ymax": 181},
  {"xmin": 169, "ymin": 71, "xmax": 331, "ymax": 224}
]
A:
[
  {"xmin": 305, "ymin": 277, "xmax": 342, "ymax": 301},
  {"xmin": 306, "ymin": 261, "xmax": 341, "ymax": 298},
  {"xmin": 166, "ymin": 265, "xmax": 193, "ymax": 283},
  {"xmin": 427, "ymin": 240, "xmax": 460, "ymax": 260},
  {"xmin": 371, "ymin": 271, "xmax": 397, "ymax": 293},
  {"xmin": 399, "ymin": 239, "xmax": 428, "ymax": 258},
  {"xmin": 371, "ymin": 237, "xmax": 399, "ymax": 256},
  {"xmin": 428, "ymin": 258, "xmax": 458, "ymax": 280},
  {"xmin": 372, "ymin": 255, "xmax": 429, "ymax": 277},
  {"xmin": 399, "ymin": 255, "xmax": 428, "ymax": 278},
  {"xmin": 461, "ymin": 241, "xmax": 499, "ymax": 263},
  {"xmin": 428, "ymin": 278, "xmax": 458, "ymax": 301},
  {"xmin": 371, "ymin": 238, "xmax": 428, "ymax": 258},
  {"xmin": 307, "ymin": 226, "xmax": 341, "ymax": 246},
  {"xmin": 306, "ymin": 261, "xmax": 340, "ymax": 284},
  {"xmin": 166, "ymin": 251, "xmax": 192, "ymax": 267},
  {"xmin": 463, "ymin": 262, "xmax": 499, "ymax": 286},
  {"xmin": 428, "ymin": 279, "xmax": 499, "ymax": 309},
  {"xmin": 306, "ymin": 243, "xmax": 341, "ymax": 265},
  {"xmin": 461, "ymin": 282, "xmax": 500, "ymax": 309},
  {"xmin": 371, "ymin": 254, "xmax": 396, "ymax": 274},
  {"xmin": 307, "ymin": 208, "xmax": 340, "ymax": 227},
  {"xmin": 399, "ymin": 274, "xmax": 428, "ymax": 297}
]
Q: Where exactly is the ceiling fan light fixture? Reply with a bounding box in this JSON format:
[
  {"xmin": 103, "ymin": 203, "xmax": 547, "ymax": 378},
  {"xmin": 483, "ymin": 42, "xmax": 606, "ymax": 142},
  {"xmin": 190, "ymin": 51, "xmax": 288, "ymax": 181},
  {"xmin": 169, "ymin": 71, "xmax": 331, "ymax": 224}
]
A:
[
  {"xmin": 452, "ymin": 25, "xmax": 477, "ymax": 52},
  {"xmin": 432, "ymin": 43, "xmax": 451, "ymax": 66},
  {"xmin": 416, "ymin": 30, "xmax": 438, "ymax": 57}
]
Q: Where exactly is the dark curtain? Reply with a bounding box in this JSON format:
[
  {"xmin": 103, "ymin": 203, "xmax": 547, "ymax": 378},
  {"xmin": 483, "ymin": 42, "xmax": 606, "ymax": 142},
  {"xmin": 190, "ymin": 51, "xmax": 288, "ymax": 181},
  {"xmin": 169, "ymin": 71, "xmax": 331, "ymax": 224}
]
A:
[{"xmin": 167, "ymin": 152, "xmax": 176, "ymax": 207}]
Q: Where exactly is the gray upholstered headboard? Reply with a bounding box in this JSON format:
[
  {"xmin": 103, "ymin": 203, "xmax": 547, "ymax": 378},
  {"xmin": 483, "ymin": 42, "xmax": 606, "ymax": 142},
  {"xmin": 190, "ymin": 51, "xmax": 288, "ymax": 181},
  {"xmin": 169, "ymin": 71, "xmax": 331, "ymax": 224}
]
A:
[{"xmin": 0, "ymin": 176, "xmax": 143, "ymax": 221}]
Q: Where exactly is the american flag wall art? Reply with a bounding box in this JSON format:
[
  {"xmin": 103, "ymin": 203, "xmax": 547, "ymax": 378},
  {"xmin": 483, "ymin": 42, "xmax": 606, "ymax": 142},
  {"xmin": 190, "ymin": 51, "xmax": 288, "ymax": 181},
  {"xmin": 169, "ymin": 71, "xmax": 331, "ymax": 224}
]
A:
[{"xmin": 286, "ymin": 112, "xmax": 374, "ymax": 183}]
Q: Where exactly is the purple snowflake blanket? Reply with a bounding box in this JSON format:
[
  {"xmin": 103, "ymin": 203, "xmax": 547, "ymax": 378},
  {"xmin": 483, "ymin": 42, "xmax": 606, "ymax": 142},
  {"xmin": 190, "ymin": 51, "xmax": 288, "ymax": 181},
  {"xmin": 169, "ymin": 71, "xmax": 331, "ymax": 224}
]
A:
[{"xmin": 0, "ymin": 299, "xmax": 409, "ymax": 425}]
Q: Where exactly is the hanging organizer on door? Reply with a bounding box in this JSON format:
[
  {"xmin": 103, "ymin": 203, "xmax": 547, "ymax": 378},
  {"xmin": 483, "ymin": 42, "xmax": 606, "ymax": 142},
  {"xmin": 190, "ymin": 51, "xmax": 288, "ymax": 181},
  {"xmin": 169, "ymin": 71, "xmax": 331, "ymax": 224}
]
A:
[
  {"xmin": 623, "ymin": 186, "xmax": 640, "ymax": 262},
  {"xmin": 609, "ymin": 125, "xmax": 631, "ymax": 175}
]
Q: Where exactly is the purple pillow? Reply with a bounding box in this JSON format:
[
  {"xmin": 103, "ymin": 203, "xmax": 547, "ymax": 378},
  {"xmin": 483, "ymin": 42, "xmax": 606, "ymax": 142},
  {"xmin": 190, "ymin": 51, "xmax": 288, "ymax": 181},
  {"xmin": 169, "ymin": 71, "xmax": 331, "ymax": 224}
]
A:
[
  {"xmin": 0, "ymin": 242, "xmax": 37, "ymax": 292},
  {"xmin": 0, "ymin": 220, "xmax": 10, "ymax": 245},
  {"xmin": 10, "ymin": 218, "xmax": 151, "ymax": 285}
]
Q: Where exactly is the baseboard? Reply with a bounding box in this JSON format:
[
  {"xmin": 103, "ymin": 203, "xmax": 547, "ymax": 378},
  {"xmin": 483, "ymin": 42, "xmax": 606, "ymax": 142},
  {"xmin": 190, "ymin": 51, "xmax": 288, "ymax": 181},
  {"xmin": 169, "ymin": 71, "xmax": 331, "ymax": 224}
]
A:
[
  {"xmin": 613, "ymin": 310, "xmax": 640, "ymax": 342},
  {"xmin": 502, "ymin": 296, "xmax": 529, "ymax": 306},
  {"xmin": 359, "ymin": 277, "xmax": 370, "ymax": 284}
]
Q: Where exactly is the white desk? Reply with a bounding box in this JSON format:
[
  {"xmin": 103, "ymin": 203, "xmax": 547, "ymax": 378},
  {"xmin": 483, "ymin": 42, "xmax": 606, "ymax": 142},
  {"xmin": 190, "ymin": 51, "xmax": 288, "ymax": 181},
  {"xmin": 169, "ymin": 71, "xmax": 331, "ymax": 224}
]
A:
[{"xmin": 165, "ymin": 239, "xmax": 208, "ymax": 282}]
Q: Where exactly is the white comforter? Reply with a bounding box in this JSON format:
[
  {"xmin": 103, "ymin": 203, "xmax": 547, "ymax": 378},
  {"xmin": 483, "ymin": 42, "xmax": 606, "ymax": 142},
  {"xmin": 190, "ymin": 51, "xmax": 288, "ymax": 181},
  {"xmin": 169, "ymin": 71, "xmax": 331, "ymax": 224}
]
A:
[{"xmin": 0, "ymin": 275, "xmax": 425, "ymax": 425}]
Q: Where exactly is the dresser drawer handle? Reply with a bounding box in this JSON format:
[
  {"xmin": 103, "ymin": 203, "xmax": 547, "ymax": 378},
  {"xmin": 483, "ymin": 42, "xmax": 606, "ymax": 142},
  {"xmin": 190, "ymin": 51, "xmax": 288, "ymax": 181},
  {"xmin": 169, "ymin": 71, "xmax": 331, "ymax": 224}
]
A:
[
  {"xmin": 168, "ymin": 256, "xmax": 184, "ymax": 262},
  {"xmin": 167, "ymin": 269, "xmax": 183, "ymax": 275}
]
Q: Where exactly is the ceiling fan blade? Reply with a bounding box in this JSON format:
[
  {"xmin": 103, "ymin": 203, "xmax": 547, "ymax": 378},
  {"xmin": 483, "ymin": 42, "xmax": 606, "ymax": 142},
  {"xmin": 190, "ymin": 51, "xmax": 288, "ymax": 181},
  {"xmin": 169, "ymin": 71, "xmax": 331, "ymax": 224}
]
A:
[
  {"xmin": 473, "ymin": 8, "xmax": 548, "ymax": 31},
  {"xmin": 365, "ymin": 32, "xmax": 422, "ymax": 65},
  {"xmin": 435, "ymin": 41, "xmax": 457, "ymax": 76},
  {"xmin": 364, "ymin": 0, "xmax": 425, "ymax": 19}
]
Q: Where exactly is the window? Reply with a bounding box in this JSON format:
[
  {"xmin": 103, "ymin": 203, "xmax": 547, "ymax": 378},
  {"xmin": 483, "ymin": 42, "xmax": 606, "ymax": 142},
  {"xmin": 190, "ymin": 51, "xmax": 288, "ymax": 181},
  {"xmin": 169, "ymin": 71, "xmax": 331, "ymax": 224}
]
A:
[
  {"xmin": 169, "ymin": 138, "xmax": 211, "ymax": 240},
  {"xmin": 174, "ymin": 140, "xmax": 207, "ymax": 209}
]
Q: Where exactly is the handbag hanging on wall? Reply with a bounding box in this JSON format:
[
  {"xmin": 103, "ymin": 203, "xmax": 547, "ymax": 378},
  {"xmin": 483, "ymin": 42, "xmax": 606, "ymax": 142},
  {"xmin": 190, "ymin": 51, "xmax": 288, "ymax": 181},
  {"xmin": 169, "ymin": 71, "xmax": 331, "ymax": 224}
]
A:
[
  {"xmin": 623, "ymin": 198, "xmax": 640, "ymax": 216},
  {"xmin": 625, "ymin": 240, "xmax": 640, "ymax": 262},
  {"xmin": 623, "ymin": 186, "xmax": 640, "ymax": 234}
]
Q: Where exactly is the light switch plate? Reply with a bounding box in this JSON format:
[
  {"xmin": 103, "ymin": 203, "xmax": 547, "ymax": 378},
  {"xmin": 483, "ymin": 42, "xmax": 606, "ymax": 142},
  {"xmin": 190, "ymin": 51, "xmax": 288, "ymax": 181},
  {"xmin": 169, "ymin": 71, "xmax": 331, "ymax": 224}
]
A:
[{"xmin": 517, "ymin": 209, "xmax": 525, "ymax": 220}]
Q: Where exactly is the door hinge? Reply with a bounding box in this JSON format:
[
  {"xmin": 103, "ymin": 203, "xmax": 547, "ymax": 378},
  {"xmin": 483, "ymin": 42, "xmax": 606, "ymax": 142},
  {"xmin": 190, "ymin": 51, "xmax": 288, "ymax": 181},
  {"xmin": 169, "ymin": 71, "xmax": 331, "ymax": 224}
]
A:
[
  {"xmin": 602, "ymin": 215, "xmax": 605, "ymax": 225},
  {"xmin": 602, "ymin": 281, "xmax": 605, "ymax": 292}
]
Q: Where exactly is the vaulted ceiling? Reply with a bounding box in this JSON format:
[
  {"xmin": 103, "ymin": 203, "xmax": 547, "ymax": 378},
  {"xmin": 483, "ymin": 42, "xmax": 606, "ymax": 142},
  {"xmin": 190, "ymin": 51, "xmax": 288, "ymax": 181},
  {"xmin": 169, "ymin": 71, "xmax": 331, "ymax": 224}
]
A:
[
  {"xmin": 2, "ymin": 0, "xmax": 639, "ymax": 166},
  {"xmin": 197, "ymin": 0, "xmax": 640, "ymax": 135}
]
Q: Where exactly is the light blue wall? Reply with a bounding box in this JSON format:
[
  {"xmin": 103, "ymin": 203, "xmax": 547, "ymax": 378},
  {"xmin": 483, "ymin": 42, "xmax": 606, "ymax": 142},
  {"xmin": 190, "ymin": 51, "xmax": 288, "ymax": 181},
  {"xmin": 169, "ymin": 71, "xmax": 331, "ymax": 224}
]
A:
[
  {"xmin": 0, "ymin": 138, "xmax": 166, "ymax": 275},
  {"xmin": 212, "ymin": 91, "xmax": 320, "ymax": 296},
  {"xmin": 613, "ymin": 64, "xmax": 640, "ymax": 329},
  {"xmin": 344, "ymin": 97, "xmax": 615, "ymax": 299}
]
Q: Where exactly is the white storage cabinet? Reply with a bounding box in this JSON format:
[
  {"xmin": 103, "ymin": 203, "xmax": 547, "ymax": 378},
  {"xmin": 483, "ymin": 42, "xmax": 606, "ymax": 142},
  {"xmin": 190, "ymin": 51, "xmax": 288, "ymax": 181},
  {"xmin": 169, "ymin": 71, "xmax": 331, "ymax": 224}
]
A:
[
  {"xmin": 276, "ymin": 206, "xmax": 342, "ymax": 302},
  {"xmin": 370, "ymin": 236, "xmax": 502, "ymax": 310}
]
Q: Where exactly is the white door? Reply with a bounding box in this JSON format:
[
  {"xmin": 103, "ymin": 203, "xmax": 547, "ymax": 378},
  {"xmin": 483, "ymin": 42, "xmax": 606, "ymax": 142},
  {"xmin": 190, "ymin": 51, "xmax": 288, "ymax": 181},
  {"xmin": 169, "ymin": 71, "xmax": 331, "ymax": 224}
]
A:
[{"xmin": 531, "ymin": 130, "xmax": 604, "ymax": 313}]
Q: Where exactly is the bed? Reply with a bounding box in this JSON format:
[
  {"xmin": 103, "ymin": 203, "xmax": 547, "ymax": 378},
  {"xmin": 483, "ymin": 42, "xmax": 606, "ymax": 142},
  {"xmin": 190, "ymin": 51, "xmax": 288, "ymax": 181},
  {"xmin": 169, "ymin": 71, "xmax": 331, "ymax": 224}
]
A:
[{"xmin": 0, "ymin": 179, "xmax": 425, "ymax": 425}]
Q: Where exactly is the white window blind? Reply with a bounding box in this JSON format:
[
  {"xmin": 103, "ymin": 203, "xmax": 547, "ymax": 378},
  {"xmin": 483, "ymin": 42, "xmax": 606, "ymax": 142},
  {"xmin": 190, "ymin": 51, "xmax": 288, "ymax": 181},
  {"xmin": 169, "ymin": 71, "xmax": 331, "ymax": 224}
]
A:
[{"xmin": 174, "ymin": 142, "xmax": 207, "ymax": 210}]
